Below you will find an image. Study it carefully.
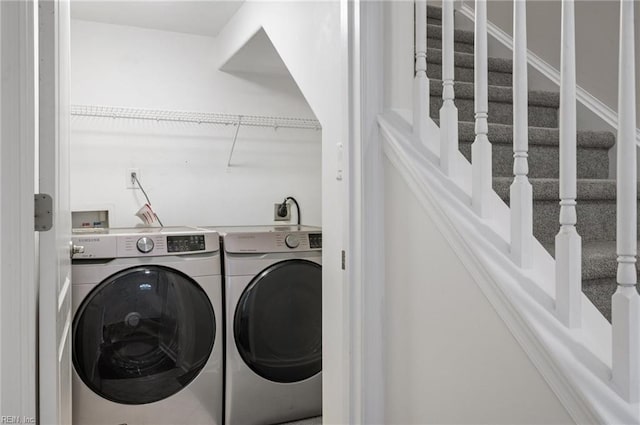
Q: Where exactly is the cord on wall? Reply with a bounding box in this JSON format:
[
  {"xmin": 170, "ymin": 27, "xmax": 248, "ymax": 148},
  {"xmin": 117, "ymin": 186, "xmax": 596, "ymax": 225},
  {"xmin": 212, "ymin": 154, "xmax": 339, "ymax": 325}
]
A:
[
  {"xmin": 132, "ymin": 173, "xmax": 164, "ymax": 227},
  {"xmin": 280, "ymin": 196, "xmax": 301, "ymax": 225}
]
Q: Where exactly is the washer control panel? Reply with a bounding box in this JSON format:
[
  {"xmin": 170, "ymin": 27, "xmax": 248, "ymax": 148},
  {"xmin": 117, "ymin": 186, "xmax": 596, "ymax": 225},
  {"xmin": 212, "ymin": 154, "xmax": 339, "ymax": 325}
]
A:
[
  {"xmin": 136, "ymin": 237, "xmax": 155, "ymax": 253},
  {"xmin": 167, "ymin": 235, "xmax": 206, "ymax": 253},
  {"xmin": 72, "ymin": 229, "xmax": 219, "ymax": 259}
]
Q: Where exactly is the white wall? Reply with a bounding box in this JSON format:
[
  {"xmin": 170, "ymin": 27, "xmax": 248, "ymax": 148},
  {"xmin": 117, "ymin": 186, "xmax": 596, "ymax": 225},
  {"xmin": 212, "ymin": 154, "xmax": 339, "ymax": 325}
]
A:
[
  {"xmin": 70, "ymin": 19, "xmax": 321, "ymax": 227},
  {"xmin": 383, "ymin": 157, "xmax": 575, "ymax": 425}
]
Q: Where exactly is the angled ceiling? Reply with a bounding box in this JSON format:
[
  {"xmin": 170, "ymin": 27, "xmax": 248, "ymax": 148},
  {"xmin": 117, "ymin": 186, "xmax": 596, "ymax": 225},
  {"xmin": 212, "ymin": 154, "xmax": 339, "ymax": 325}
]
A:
[
  {"xmin": 70, "ymin": 1, "xmax": 244, "ymax": 37},
  {"xmin": 221, "ymin": 28, "xmax": 290, "ymax": 77}
]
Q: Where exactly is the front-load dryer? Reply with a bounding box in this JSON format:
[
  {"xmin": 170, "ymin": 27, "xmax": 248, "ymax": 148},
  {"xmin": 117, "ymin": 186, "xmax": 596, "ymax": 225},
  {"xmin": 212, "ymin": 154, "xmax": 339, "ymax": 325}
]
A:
[
  {"xmin": 71, "ymin": 227, "xmax": 223, "ymax": 425},
  {"xmin": 210, "ymin": 225, "xmax": 323, "ymax": 425}
]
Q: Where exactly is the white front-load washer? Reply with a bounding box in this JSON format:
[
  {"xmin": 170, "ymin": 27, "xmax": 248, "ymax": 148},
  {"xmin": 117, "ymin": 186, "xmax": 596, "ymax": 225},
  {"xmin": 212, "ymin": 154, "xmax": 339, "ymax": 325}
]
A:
[
  {"xmin": 209, "ymin": 225, "xmax": 322, "ymax": 425},
  {"xmin": 71, "ymin": 227, "xmax": 223, "ymax": 425}
]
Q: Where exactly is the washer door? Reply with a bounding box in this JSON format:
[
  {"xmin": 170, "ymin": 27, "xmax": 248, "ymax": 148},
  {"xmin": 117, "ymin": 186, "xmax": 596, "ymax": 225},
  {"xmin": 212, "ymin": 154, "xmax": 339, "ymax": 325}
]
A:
[
  {"xmin": 72, "ymin": 265, "xmax": 215, "ymax": 405},
  {"xmin": 234, "ymin": 259, "xmax": 322, "ymax": 383}
]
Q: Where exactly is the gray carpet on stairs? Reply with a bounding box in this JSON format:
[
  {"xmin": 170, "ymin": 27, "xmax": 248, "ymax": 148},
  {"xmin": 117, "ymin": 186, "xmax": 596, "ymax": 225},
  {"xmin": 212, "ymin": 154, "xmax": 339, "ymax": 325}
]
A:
[
  {"xmin": 427, "ymin": 47, "xmax": 513, "ymax": 86},
  {"xmin": 427, "ymin": 7, "xmax": 628, "ymax": 321},
  {"xmin": 544, "ymin": 241, "xmax": 640, "ymax": 321},
  {"xmin": 430, "ymin": 79, "xmax": 560, "ymax": 127},
  {"xmin": 427, "ymin": 23, "xmax": 475, "ymax": 54},
  {"xmin": 437, "ymin": 120, "xmax": 614, "ymax": 178},
  {"xmin": 493, "ymin": 177, "xmax": 640, "ymax": 244}
]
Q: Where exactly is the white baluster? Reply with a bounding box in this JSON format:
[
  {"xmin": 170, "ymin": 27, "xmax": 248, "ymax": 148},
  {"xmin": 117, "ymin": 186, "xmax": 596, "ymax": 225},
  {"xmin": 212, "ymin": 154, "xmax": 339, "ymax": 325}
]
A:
[
  {"xmin": 472, "ymin": 0, "xmax": 491, "ymax": 217},
  {"xmin": 555, "ymin": 0, "xmax": 581, "ymax": 328},
  {"xmin": 510, "ymin": 0, "xmax": 533, "ymax": 268},
  {"xmin": 440, "ymin": 0, "xmax": 458, "ymax": 176},
  {"xmin": 612, "ymin": 0, "xmax": 639, "ymax": 403},
  {"xmin": 414, "ymin": 0, "xmax": 429, "ymax": 146}
]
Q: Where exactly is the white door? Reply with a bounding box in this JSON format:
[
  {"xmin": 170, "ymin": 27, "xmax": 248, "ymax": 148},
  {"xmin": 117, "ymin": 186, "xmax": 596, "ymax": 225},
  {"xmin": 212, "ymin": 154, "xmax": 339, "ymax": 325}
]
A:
[{"xmin": 38, "ymin": 1, "xmax": 73, "ymax": 424}]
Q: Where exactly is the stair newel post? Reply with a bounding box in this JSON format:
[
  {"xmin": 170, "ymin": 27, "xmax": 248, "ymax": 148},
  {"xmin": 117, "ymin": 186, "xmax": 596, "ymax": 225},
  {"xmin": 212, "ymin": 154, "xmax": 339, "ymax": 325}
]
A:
[
  {"xmin": 471, "ymin": 0, "xmax": 492, "ymax": 217},
  {"xmin": 413, "ymin": 0, "xmax": 429, "ymax": 147},
  {"xmin": 612, "ymin": 0, "xmax": 640, "ymax": 403},
  {"xmin": 555, "ymin": 0, "xmax": 582, "ymax": 328},
  {"xmin": 439, "ymin": 0, "xmax": 458, "ymax": 177},
  {"xmin": 510, "ymin": 0, "xmax": 533, "ymax": 268}
]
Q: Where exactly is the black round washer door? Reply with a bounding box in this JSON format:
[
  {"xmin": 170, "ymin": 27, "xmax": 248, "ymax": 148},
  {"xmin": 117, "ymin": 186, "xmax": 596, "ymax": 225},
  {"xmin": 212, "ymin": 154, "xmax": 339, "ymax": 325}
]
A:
[
  {"xmin": 72, "ymin": 265, "xmax": 215, "ymax": 405},
  {"xmin": 234, "ymin": 259, "xmax": 322, "ymax": 383}
]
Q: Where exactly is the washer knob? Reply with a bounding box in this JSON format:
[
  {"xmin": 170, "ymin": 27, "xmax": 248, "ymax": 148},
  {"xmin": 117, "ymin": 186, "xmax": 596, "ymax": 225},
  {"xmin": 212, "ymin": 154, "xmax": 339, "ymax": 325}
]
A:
[
  {"xmin": 136, "ymin": 237, "xmax": 154, "ymax": 253},
  {"xmin": 285, "ymin": 234, "xmax": 300, "ymax": 249}
]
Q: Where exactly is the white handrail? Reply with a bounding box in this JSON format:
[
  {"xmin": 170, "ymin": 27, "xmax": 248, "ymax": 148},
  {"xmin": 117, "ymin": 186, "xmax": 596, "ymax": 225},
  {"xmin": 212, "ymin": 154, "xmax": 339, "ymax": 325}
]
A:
[
  {"xmin": 471, "ymin": 0, "xmax": 491, "ymax": 217},
  {"xmin": 509, "ymin": 0, "xmax": 533, "ymax": 268},
  {"xmin": 439, "ymin": 0, "xmax": 458, "ymax": 177},
  {"xmin": 612, "ymin": 0, "xmax": 639, "ymax": 403},
  {"xmin": 413, "ymin": 0, "xmax": 429, "ymax": 146},
  {"xmin": 555, "ymin": 0, "xmax": 582, "ymax": 328}
]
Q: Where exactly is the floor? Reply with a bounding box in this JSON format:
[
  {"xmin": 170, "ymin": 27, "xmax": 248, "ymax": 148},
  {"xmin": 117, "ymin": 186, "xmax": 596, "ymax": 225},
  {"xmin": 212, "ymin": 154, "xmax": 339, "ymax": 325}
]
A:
[{"xmin": 278, "ymin": 416, "xmax": 322, "ymax": 425}]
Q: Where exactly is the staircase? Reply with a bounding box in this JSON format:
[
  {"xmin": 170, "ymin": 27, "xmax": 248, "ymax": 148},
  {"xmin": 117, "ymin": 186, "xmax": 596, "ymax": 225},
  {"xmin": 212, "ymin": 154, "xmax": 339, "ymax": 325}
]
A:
[{"xmin": 425, "ymin": 4, "xmax": 638, "ymax": 322}]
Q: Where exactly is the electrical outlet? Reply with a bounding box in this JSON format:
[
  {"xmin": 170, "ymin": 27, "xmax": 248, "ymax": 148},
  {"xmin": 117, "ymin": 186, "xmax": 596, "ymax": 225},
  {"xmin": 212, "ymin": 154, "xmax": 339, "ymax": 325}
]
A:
[
  {"xmin": 274, "ymin": 203, "xmax": 290, "ymax": 221},
  {"xmin": 126, "ymin": 168, "xmax": 140, "ymax": 189}
]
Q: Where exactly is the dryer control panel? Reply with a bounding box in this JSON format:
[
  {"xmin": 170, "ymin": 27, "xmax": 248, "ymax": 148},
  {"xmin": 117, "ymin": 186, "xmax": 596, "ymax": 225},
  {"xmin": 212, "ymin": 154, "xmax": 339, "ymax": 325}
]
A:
[{"xmin": 223, "ymin": 229, "xmax": 322, "ymax": 254}]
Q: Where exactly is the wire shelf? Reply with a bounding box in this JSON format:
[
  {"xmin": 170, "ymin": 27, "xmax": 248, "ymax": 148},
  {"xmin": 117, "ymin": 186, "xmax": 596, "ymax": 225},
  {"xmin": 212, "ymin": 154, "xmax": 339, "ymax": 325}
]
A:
[{"xmin": 70, "ymin": 104, "xmax": 321, "ymax": 130}]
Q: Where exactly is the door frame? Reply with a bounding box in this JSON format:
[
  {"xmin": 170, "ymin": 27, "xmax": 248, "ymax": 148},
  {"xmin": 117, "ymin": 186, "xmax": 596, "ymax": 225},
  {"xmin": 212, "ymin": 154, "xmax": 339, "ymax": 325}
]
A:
[
  {"xmin": 341, "ymin": 0, "xmax": 386, "ymax": 423},
  {"xmin": 0, "ymin": 0, "xmax": 388, "ymax": 421},
  {"xmin": 0, "ymin": 0, "xmax": 38, "ymax": 420}
]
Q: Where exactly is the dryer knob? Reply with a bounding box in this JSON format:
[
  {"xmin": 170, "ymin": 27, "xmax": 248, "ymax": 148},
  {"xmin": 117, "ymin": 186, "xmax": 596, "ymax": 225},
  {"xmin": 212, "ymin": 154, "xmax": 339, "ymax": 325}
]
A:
[
  {"xmin": 136, "ymin": 237, "xmax": 154, "ymax": 253},
  {"xmin": 285, "ymin": 234, "xmax": 300, "ymax": 249}
]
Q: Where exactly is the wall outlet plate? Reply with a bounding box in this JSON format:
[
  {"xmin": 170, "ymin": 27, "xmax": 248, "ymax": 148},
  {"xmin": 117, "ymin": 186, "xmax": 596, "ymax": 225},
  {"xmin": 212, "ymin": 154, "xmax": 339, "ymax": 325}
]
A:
[
  {"xmin": 274, "ymin": 203, "xmax": 290, "ymax": 221},
  {"xmin": 126, "ymin": 168, "xmax": 140, "ymax": 189}
]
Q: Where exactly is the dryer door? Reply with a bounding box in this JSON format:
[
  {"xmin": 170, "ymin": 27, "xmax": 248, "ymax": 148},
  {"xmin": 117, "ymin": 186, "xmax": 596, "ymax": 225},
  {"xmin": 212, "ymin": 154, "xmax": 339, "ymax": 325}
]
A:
[
  {"xmin": 234, "ymin": 259, "xmax": 322, "ymax": 383},
  {"xmin": 72, "ymin": 265, "xmax": 215, "ymax": 405}
]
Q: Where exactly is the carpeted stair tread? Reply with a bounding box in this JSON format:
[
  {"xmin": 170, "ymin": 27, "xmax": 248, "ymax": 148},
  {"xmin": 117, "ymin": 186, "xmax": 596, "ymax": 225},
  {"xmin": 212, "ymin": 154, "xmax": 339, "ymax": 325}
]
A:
[
  {"xmin": 427, "ymin": 4, "xmax": 442, "ymax": 21},
  {"xmin": 542, "ymin": 241, "xmax": 639, "ymax": 321},
  {"xmin": 426, "ymin": 48, "xmax": 513, "ymax": 86},
  {"xmin": 449, "ymin": 120, "xmax": 615, "ymax": 149},
  {"xmin": 543, "ymin": 240, "xmax": 640, "ymax": 281},
  {"xmin": 427, "ymin": 23, "xmax": 475, "ymax": 45},
  {"xmin": 436, "ymin": 120, "xmax": 612, "ymax": 178},
  {"xmin": 430, "ymin": 79, "xmax": 560, "ymax": 108},
  {"xmin": 427, "ymin": 24, "xmax": 475, "ymax": 54},
  {"xmin": 426, "ymin": 47, "xmax": 513, "ymax": 74},
  {"xmin": 494, "ymin": 178, "xmax": 639, "ymax": 244},
  {"xmin": 493, "ymin": 177, "xmax": 633, "ymax": 201}
]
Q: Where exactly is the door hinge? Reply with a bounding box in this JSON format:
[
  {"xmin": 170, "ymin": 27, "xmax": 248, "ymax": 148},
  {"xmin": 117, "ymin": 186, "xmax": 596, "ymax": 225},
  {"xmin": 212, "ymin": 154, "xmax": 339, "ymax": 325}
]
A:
[
  {"xmin": 341, "ymin": 250, "xmax": 346, "ymax": 270},
  {"xmin": 34, "ymin": 193, "xmax": 53, "ymax": 232}
]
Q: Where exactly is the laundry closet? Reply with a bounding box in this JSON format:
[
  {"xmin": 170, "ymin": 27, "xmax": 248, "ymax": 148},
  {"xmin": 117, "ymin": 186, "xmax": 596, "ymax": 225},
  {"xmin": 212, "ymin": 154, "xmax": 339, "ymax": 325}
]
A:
[
  {"xmin": 69, "ymin": 3, "xmax": 321, "ymax": 228},
  {"xmin": 68, "ymin": 2, "xmax": 323, "ymax": 425}
]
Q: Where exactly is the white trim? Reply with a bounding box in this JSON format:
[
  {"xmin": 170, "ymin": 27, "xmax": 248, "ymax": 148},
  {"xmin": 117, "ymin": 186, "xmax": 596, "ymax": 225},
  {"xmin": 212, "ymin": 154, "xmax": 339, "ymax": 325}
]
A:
[
  {"xmin": 457, "ymin": 3, "xmax": 640, "ymax": 148},
  {"xmin": 0, "ymin": 0, "xmax": 37, "ymax": 420},
  {"xmin": 353, "ymin": 1, "xmax": 386, "ymax": 423},
  {"xmin": 343, "ymin": 1, "xmax": 387, "ymax": 422},
  {"xmin": 344, "ymin": 1, "xmax": 362, "ymax": 422},
  {"xmin": 378, "ymin": 111, "xmax": 639, "ymax": 425}
]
